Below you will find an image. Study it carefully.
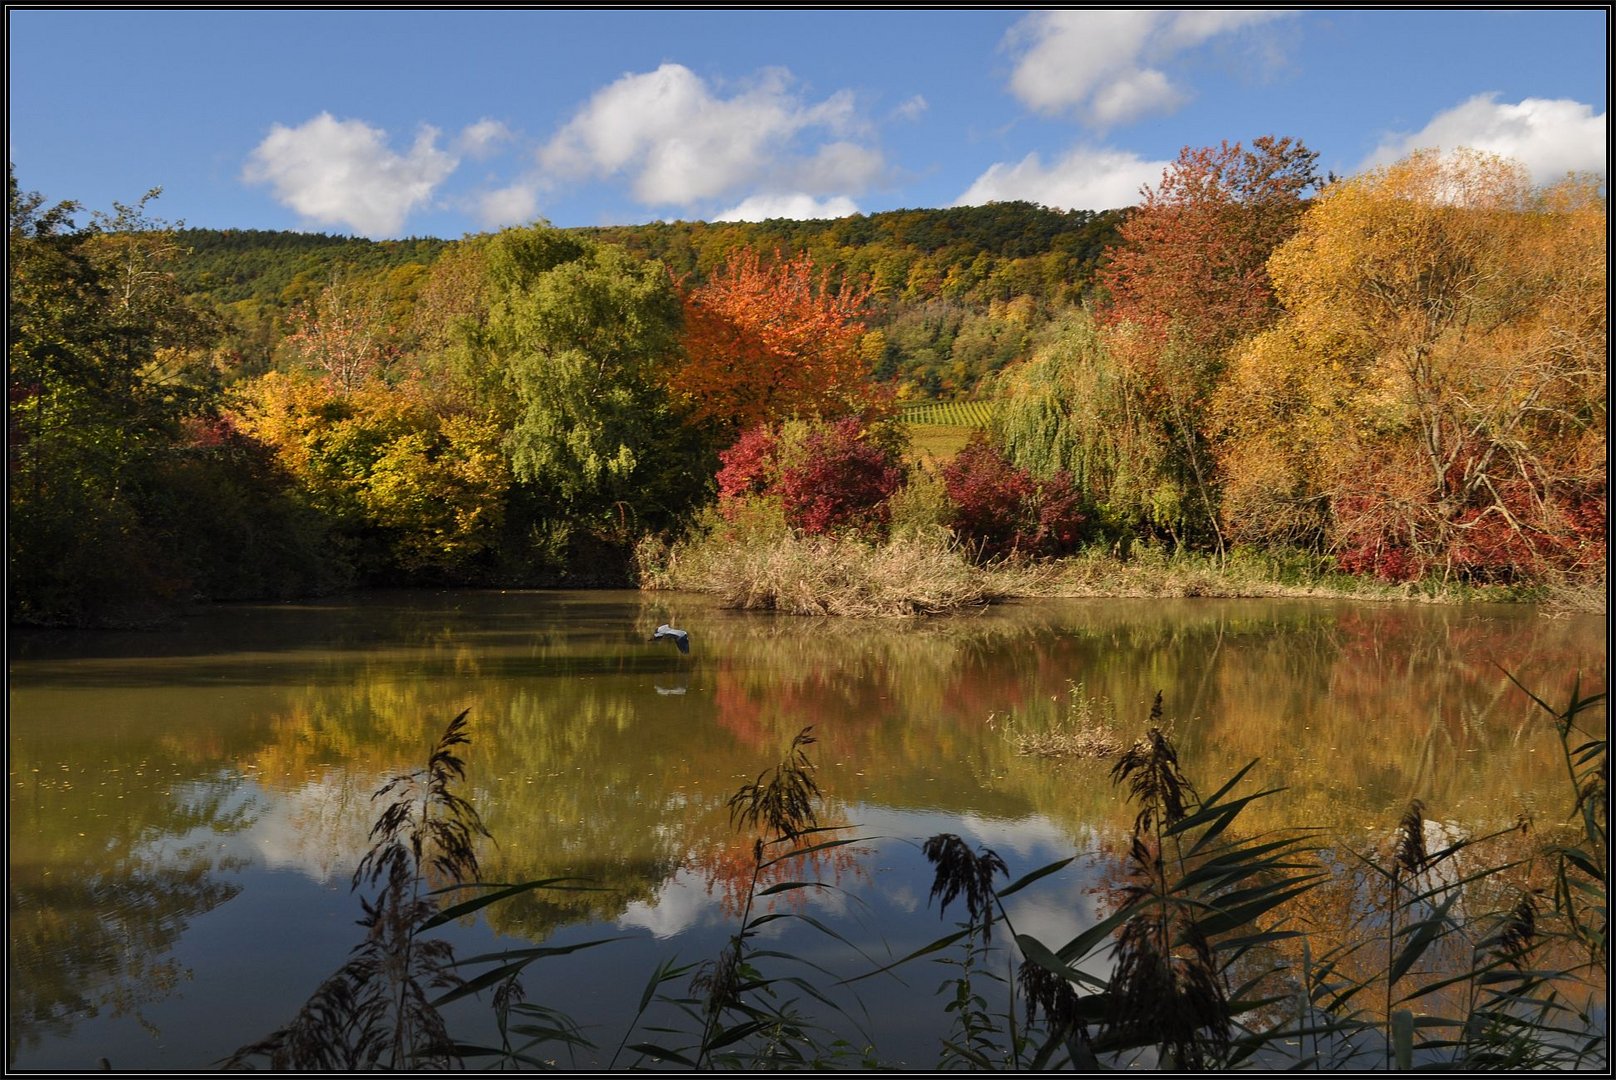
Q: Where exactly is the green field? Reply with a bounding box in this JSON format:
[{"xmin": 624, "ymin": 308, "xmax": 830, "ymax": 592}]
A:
[{"xmin": 897, "ymin": 399, "xmax": 998, "ymax": 428}]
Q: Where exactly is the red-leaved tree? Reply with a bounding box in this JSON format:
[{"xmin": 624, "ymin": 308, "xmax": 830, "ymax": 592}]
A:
[
  {"xmin": 715, "ymin": 418, "xmax": 902, "ymax": 539},
  {"xmin": 1094, "ymin": 136, "xmax": 1321, "ymax": 551},
  {"xmin": 777, "ymin": 418, "xmax": 903, "ymax": 537}
]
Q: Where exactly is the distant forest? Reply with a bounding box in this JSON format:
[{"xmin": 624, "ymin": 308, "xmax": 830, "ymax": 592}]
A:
[{"xmin": 177, "ymin": 201, "xmax": 1126, "ymax": 398}]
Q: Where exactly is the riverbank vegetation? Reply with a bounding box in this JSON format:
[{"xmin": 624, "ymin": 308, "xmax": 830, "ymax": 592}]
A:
[
  {"xmin": 223, "ymin": 677, "xmax": 1607, "ymax": 1070},
  {"xmin": 8, "ymin": 138, "xmax": 1605, "ymax": 627}
]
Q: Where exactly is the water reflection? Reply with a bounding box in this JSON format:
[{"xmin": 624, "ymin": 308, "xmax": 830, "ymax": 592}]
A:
[{"xmin": 7, "ymin": 590, "xmax": 1604, "ymax": 1068}]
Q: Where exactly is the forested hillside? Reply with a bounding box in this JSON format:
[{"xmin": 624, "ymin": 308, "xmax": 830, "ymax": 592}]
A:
[{"xmin": 177, "ymin": 201, "xmax": 1125, "ymax": 396}]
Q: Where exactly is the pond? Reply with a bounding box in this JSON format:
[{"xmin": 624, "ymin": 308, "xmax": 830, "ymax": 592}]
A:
[{"xmin": 7, "ymin": 590, "xmax": 1606, "ymax": 1069}]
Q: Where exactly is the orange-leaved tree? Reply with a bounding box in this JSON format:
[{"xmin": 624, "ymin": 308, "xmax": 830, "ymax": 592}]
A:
[{"xmin": 669, "ymin": 247, "xmax": 884, "ymax": 436}]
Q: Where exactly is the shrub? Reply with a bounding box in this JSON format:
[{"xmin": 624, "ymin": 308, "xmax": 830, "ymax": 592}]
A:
[
  {"xmin": 941, "ymin": 434, "xmax": 1089, "ymax": 560},
  {"xmin": 716, "ymin": 417, "xmax": 902, "ymax": 540},
  {"xmin": 776, "ymin": 418, "xmax": 902, "ymax": 537}
]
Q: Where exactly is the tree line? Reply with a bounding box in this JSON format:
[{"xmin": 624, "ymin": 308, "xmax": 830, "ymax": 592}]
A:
[{"xmin": 7, "ymin": 139, "xmax": 1606, "ymax": 627}]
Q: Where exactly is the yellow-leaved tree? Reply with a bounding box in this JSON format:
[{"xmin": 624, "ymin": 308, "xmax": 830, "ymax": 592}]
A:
[{"xmin": 1214, "ymin": 149, "xmax": 1606, "ymax": 584}]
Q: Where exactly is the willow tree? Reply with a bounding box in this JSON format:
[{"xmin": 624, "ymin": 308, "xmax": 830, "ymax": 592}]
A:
[
  {"xmin": 1215, "ymin": 149, "xmax": 1606, "ymax": 583},
  {"xmin": 990, "ymin": 309, "xmax": 1151, "ymax": 535},
  {"xmin": 472, "ymin": 225, "xmax": 712, "ymax": 567}
]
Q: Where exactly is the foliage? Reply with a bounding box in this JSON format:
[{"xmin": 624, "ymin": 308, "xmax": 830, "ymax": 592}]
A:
[
  {"xmin": 477, "ymin": 226, "xmax": 713, "ymax": 550},
  {"xmin": 776, "ymin": 418, "xmax": 904, "ymax": 537},
  {"xmin": 231, "ymin": 370, "xmax": 511, "ymax": 581},
  {"xmin": 716, "ymin": 417, "xmax": 904, "ymax": 540},
  {"xmin": 1093, "ymin": 137, "xmax": 1322, "ymax": 552},
  {"xmin": 941, "ymin": 434, "xmax": 1089, "ymax": 561},
  {"xmin": 670, "ymin": 247, "xmax": 884, "ymax": 435},
  {"xmin": 1215, "ymin": 150, "xmax": 1607, "ymax": 584},
  {"xmin": 1099, "ymin": 137, "xmax": 1321, "ymax": 353},
  {"xmin": 990, "ymin": 308, "xmax": 1140, "ymax": 515},
  {"xmin": 8, "ymin": 167, "xmax": 341, "ymax": 624},
  {"xmin": 279, "ymin": 270, "xmax": 405, "ymax": 390},
  {"xmin": 177, "ymin": 203, "xmax": 1126, "ymax": 403}
]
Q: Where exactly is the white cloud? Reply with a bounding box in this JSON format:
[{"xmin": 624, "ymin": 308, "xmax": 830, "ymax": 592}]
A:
[
  {"xmin": 539, "ymin": 62, "xmax": 880, "ymax": 209},
  {"xmin": 713, "ymin": 192, "xmax": 860, "ymax": 222},
  {"xmin": 790, "ymin": 141, "xmax": 886, "ymax": 194},
  {"xmin": 243, "ymin": 112, "xmax": 456, "ymax": 237},
  {"xmin": 955, "ymin": 145, "xmax": 1169, "ymax": 212},
  {"xmin": 1361, "ymin": 94, "xmax": 1608, "ymax": 184},
  {"xmin": 456, "ymin": 118, "xmax": 513, "ymax": 160},
  {"xmin": 1003, "ymin": 9, "xmax": 1289, "ymax": 127},
  {"xmin": 475, "ymin": 182, "xmax": 540, "ymax": 229},
  {"xmin": 893, "ymin": 94, "xmax": 929, "ymax": 122}
]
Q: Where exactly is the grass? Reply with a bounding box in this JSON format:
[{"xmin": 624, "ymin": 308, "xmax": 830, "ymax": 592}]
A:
[
  {"xmin": 990, "ymin": 680, "xmax": 1127, "ymax": 760},
  {"xmin": 222, "ymin": 675, "xmax": 1607, "ymax": 1071},
  {"xmin": 640, "ymin": 528, "xmax": 997, "ymax": 616},
  {"xmin": 902, "ymin": 423, "xmax": 976, "ymax": 468},
  {"xmin": 637, "ymin": 524, "xmax": 1557, "ymax": 620}
]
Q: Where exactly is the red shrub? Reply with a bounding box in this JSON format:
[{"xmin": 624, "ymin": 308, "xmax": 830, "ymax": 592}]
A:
[
  {"xmin": 941, "ymin": 435, "xmax": 1088, "ymax": 560},
  {"xmin": 776, "ymin": 418, "xmax": 902, "ymax": 537},
  {"xmin": 715, "ymin": 424, "xmax": 779, "ymax": 516}
]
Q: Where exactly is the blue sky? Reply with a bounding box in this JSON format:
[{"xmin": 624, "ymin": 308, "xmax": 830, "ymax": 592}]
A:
[{"xmin": 8, "ymin": 8, "xmax": 1608, "ymax": 239}]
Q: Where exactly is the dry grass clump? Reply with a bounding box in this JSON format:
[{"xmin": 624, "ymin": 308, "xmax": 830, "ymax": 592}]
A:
[
  {"xmin": 992, "ymin": 681, "xmax": 1126, "ymax": 759},
  {"xmin": 646, "ymin": 530, "xmax": 996, "ymax": 616}
]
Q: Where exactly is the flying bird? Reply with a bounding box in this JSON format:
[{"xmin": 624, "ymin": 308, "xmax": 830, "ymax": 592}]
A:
[{"xmin": 651, "ymin": 624, "xmax": 690, "ymax": 654}]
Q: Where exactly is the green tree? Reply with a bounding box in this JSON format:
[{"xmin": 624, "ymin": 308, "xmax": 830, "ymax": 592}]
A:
[
  {"xmin": 472, "ymin": 225, "xmax": 713, "ymax": 565},
  {"xmin": 9, "ymin": 167, "xmax": 333, "ymax": 623},
  {"xmin": 990, "ymin": 309, "xmax": 1141, "ymax": 525}
]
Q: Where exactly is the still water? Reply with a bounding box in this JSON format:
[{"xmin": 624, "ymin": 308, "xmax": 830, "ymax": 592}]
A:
[{"xmin": 8, "ymin": 590, "xmax": 1606, "ymax": 1069}]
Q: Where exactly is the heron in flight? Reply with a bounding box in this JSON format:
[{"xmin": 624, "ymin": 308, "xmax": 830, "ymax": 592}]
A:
[{"xmin": 651, "ymin": 624, "xmax": 690, "ymax": 654}]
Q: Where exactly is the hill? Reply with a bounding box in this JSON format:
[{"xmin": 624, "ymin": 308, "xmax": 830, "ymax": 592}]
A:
[{"xmin": 177, "ymin": 201, "xmax": 1127, "ymax": 396}]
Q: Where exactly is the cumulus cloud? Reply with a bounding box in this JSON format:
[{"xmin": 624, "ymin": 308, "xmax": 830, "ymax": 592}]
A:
[
  {"xmin": 955, "ymin": 145, "xmax": 1169, "ymax": 212},
  {"xmin": 1003, "ymin": 9, "xmax": 1289, "ymax": 127},
  {"xmin": 474, "ymin": 182, "xmax": 541, "ymax": 229},
  {"xmin": 713, "ymin": 192, "xmax": 860, "ymax": 222},
  {"xmin": 243, "ymin": 112, "xmax": 457, "ymax": 237},
  {"xmin": 788, "ymin": 141, "xmax": 885, "ymax": 194},
  {"xmin": 1361, "ymin": 94, "xmax": 1607, "ymax": 183},
  {"xmin": 538, "ymin": 62, "xmax": 881, "ymax": 209},
  {"xmin": 456, "ymin": 118, "xmax": 513, "ymax": 160}
]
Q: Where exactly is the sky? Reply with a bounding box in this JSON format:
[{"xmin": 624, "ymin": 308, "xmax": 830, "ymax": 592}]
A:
[{"xmin": 7, "ymin": 8, "xmax": 1608, "ymax": 240}]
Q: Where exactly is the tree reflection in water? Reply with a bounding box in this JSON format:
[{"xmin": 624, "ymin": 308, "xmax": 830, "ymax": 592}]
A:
[{"xmin": 5, "ymin": 590, "xmax": 1604, "ymax": 1068}]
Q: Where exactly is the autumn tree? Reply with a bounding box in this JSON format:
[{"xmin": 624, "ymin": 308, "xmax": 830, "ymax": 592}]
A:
[
  {"xmin": 669, "ymin": 247, "xmax": 883, "ymax": 436},
  {"xmin": 1214, "ymin": 149, "xmax": 1606, "ymax": 583},
  {"xmin": 714, "ymin": 417, "xmax": 903, "ymax": 540},
  {"xmin": 941, "ymin": 434, "xmax": 1089, "ymax": 561},
  {"xmin": 991, "ymin": 309, "xmax": 1149, "ymax": 536},
  {"xmin": 280, "ymin": 270, "xmax": 406, "ymax": 391},
  {"xmin": 231, "ymin": 370, "xmax": 510, "ymax": 580},
  {"xmin": 1095, "ymin": 137, "xmax": 1321, "ymax": 550}
]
